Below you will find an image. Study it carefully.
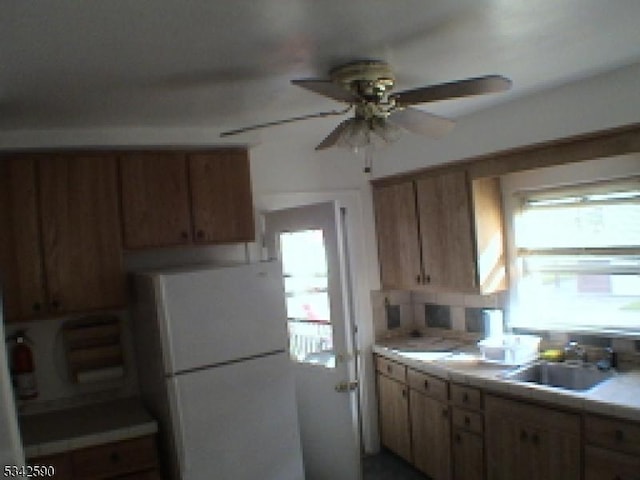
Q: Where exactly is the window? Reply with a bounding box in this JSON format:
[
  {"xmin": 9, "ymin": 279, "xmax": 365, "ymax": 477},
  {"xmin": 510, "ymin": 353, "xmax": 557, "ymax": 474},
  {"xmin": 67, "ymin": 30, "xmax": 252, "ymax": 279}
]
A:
[
  {"xmin": 279, "ymin": 229, "xmax": 334, "ymax": 367},
  {"xmin": 509, "ymin": 178, "xmax": 640, "ymax": 333}
]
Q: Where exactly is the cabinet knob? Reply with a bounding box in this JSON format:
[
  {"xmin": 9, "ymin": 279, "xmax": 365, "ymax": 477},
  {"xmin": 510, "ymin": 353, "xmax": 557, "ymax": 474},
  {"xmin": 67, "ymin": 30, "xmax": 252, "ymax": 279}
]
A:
[
  {"xmin": 462, "ymin": 393, "xmax": 469, "ymax": 403},
  {"xmin": 416, "ymin": 274, "xmax": 422, "ymax": 284},
  {"xmin": 423, "ymin": 380, "xmax": 429, "ymax": 390},
  {"xmin": 520, "ymin": 430, "xmax": 528, "ymax": 442},
  {"xmin": 180, "ymin": 231, "xmax": 189, "ymax": 240},
  {"xmin": 387, "ymin": 365, "xmax": 392, "ymax": 374},
  {"xmin": 425, "ymin": 274, "xmax": 431, "ymax": 284},
  {"xmin": 401, "ymin": 389, "xmax": 407, "ymax": 398},
  {"xmin": 442, "ymin": 408, "xmax": 448, "ymax": 418},
  {"xmin": 32, "ymin": 302, "xmax": 41, "ymax": 312},
  {"xmin": 51, "ymin": 300, "xmax": 60, "ymax": 310},
  {"xmin": 196, "ymin": 229, "xmax": 205, "ymax": 239},
  {"xmin": 455, "ymin": 433, "xmax": 462, "ymax": 444},
  {"xmin": 109, "ymin": 452, "xmax": 120, "ymax": 463},
  {"xmin": 464, "ymin": 416, "xmax": 470, "ymax": 426},
  {"xmin": 615, "ymin": 429, "xmax": 624, "ymax": 442}
]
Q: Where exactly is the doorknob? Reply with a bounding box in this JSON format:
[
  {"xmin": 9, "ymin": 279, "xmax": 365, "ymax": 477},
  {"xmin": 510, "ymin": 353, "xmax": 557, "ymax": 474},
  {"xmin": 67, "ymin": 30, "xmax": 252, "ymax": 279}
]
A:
[{"xmin": 335, "ymin": 381, "xmax": 359, "ymax": 393}]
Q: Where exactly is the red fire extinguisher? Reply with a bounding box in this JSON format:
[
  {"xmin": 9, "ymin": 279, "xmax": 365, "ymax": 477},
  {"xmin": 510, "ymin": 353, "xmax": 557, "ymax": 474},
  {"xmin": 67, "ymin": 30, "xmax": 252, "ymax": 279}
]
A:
[{"xmin": 9, "ymin": 330, "xmax": 38, "ymax": 400}]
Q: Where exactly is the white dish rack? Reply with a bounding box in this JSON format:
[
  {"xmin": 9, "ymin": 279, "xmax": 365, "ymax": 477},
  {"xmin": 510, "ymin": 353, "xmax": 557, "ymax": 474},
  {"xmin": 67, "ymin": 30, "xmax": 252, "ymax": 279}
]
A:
[{"xmin": 477, "ymin": 334, "xmax": 541, "ymax": 366}]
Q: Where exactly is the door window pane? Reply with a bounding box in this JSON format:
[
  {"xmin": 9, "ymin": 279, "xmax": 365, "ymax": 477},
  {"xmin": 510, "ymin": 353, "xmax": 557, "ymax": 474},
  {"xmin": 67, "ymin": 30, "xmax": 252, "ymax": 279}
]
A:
[{"xmin": 280, "ymin": 229, "xmax": 334, "ymax": 368}]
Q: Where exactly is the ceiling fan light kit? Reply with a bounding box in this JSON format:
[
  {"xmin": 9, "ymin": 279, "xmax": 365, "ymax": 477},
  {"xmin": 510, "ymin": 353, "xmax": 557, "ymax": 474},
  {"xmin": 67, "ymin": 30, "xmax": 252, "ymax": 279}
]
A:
[{"xmin": 220, "ymin": 60, "xmax": 512, "ymax": 156}]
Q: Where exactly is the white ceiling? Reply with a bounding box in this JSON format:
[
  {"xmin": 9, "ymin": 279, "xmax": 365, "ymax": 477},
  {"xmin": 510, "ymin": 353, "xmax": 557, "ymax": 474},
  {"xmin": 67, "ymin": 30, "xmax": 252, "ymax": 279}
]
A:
[{"xmin": 2, "ymin": 0, "xmax": 640, "ymax": 138}]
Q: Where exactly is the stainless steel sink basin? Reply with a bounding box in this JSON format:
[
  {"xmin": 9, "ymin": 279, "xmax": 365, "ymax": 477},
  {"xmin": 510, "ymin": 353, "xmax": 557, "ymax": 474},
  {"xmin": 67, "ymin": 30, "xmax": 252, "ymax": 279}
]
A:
[{"xmin": 505, "ymin": 361, "xmax": 614, "ymax": 391}]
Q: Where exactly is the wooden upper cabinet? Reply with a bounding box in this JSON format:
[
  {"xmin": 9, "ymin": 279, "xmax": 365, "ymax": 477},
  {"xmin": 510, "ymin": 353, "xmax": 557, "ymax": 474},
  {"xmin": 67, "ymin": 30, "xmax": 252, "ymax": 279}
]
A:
[
  {"xmin": 373, "ymin": 181, "xmax": 422, "ymax": 289},
  {"xmin": 0, "ymin": 157, "xmax": 46, "ymax": 321},
  {"xmin": 416, "ymin": 171, "xmax": 477, "ymax": 292},
  {"xmin": 189, "ymin": 149, "xmax": 255, "ymax": 244},
  {"xmin": 119, "ymin": 152, "xmax": 192, "ymax": 249},
  {"xmin": 119, "ymin": 149, "xmax": 254, "ymax": 249},
  {"xmin": 39, "ymin": 154, "xmax": 125, "ymax": 313}
]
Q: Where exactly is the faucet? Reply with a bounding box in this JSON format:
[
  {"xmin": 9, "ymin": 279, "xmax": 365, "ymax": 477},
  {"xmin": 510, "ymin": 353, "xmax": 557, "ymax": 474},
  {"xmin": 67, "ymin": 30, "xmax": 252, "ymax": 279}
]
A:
[
  {"xmin": 596, "ymin": 347, "xmax": 617, "ymax": 371},
  {"xmin": 564, "ymin": 341, "xmax": 587, "ymax": 363}
]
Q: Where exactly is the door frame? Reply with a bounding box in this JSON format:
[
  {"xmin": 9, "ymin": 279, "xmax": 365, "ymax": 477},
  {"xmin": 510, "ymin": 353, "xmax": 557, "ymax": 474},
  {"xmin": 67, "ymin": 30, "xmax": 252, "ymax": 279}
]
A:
[{"xmin": 255, "ymin": 189, "xmax": 380, "ymax": 454}]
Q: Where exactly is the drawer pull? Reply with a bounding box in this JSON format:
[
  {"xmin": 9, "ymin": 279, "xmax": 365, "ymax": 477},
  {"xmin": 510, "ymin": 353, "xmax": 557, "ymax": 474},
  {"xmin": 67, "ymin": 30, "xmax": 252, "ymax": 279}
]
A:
[
  {"xmin": 181, "ymin": 231, "xmax": 189, "ymax": 240},
  {"xmin": 464, "ymin": 416, "xmax": 470, "ymax": 426},
  {"xmin": 401, "ymin": 388, "xmax": 406, "ymax": 398},
  {"xmin": 442, "ymin": 408, "xmax": 448, "ymax": 418},
  {"xmin": 110, "ymin": 452, "xmax": 120, "ymax": 463},
  {"xmin": 424, "ymin": 379, "xmax": 429, "ymax": 390},
  {"xmin": 32, "ymin": 302, "xmax": 41, "ymax": 312},
  {"xmin": 455, "ymin": 433, "xmax": 461, "ymax": 444},
  {"xmin": 531, "ymin": 433, "xmax": 540, "ymax": 445},
  {"xmin": 462, "ymin": 393, "xmax": 469, "ymax": 403},
  {"xmin": 387, "ymin": 365, "xmax": 392, "ymax": 374},
  {"xmin": 520, "ymin": 430, "xmax": 528, "ymax": 442}
]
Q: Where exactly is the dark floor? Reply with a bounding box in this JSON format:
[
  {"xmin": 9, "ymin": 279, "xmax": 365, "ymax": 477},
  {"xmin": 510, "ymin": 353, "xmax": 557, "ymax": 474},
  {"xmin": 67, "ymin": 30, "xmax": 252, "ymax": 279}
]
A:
[{"xmin": 362, "ymin": 449, "xmax": 429, "ymax": 480}]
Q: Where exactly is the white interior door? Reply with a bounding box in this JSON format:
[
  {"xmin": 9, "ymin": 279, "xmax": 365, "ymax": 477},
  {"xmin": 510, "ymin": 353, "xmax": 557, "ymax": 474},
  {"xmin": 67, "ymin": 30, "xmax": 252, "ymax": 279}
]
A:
[{"xmin": 264, "ymin": 201, "xmax": 361, "ymax": 480}]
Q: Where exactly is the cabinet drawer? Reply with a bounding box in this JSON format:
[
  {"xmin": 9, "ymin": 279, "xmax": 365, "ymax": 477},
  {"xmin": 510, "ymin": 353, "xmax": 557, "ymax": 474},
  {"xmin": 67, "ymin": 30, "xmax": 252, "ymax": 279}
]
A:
[
  {"xmin": 72, "ymin": 435, "xmax": 158, "ymax": 479},
  {"xmin": 450, "ymin": 384, "xmax": 482, "ymax": 410},
  {"xmin": 452, "ymin": 407, "xmax": 483, "ymax": 435},
  {"xmin": 407, "ymin": 368, "xmax": 448, "ymax": 402},
  {"xmin": 376, "ymin": 356, "xmax": 407, "ymax": 383},
  {"xmin": 585, "ymin": 445, "xmax": 640, "ymax": 480},
  {"xmin": 585, "ymin": 415, "xmax": 640, "ymax": 456}
]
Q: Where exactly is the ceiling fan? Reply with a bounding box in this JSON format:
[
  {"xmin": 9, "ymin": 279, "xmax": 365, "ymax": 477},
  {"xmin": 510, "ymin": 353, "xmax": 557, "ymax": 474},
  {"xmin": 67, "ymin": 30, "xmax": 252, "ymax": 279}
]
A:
[{"xmin": 220, "ymin": 60, "xmax": 512, "ymax": 151}]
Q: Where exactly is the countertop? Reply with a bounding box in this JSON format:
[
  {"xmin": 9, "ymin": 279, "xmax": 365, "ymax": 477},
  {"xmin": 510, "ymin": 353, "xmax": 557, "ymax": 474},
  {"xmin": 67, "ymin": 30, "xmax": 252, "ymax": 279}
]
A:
[
  {"xmin": 374, "ymin": 337, "xmax": 640, "ymax": 422},
  {"xmin": 20, "ymin": 397, "xmax": 158, "ymax": 459}
]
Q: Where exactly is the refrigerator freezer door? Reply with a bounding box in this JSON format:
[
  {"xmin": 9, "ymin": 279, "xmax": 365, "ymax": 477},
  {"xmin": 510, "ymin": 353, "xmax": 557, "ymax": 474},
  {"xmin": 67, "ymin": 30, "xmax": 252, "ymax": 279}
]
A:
[
  {"xmin": 157, "ymin": 262, "xmax": 288, "ymax": 374},
  {"xmin": 169, "ymin": 352, "xmax": 304, "ymax": 480}
]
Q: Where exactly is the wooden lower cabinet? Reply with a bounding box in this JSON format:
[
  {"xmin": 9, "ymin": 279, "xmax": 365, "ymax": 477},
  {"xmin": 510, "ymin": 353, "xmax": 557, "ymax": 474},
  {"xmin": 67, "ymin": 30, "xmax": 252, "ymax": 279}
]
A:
[
  {"xmin": 585, "ymin": 445, "xmax": 640, "ymax": 480},
  {"xmin": 377, "ymin": 372, "xmax": 412, "ymax": 462},
  {"xmin": 452, "ymin": 429, "xmax": 484, "ymax": 480},
  {"xmin": 409, "ymin": 389, "xmax": 451, "ymax": 480},
  {"xmin": 29, "ymin": 435, "xmax": 160, "ymax": 480},
  {"xmin": 485, "ymin": 395, "xmax": 580, "ymax": 480}
]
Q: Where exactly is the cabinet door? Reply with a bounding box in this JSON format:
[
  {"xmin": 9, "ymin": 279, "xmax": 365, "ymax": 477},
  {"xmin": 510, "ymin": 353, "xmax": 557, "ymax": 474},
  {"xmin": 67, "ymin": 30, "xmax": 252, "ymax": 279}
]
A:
[
  {"xmin": 372, "ymin": 181, "xmax": 422, "ymax": 288},
  {"xmin": 0, "ymin": 157, "xmax": 46, "ymax": 321},
  {"xmin": 410, "ymin": 390, "xmax": 451, "ymax": 480},
  {"xmin": 188, "ymin": 149, "xmax": 254, "ymax": 244},
  {"xmin": 39, "ymin": 154, "xmax": 125, "ymax": 313},
  {"xmin": 452, "ymin": 429, "xmax": 484, "ymax": 480},
  {"xmin": 416, "ymin": 171, "xmax": 477, "ymax": 291},
  {"xmin": 485, "ymin": 395, "xmax": 580, "ymax": 480},
  {"xmin": 377, "ymin": 373, "xmax": 411, "ymax": 462},
  {"xmin": 29, "ymin": 452, "xmax": 73, "ymax": 480},
  {"xmin": 119, "ymin": 152, "xmax": 191, "ymax": 248},
  {"xmin": 585, "ymin": 445, "xmax": 640, "ymax": 480}
]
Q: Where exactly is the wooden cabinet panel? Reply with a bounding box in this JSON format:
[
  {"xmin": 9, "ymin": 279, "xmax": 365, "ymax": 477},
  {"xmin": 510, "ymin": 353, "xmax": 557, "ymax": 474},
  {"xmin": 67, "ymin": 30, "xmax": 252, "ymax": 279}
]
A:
[
  {"xmin": 416, "ymin": 171, "xmax": 477, "ymax": 291},
  {"xmin": 452, "ymin": 429, "xmax": 484, "ymax": 480},
  {"xmin": 29, "ymin": 452, "xmax": 73, "ymax": 480},
  {"xmin": 119, "ymin": 152, "xmax": 191, "ymax": 249},
  {"xmin": 375, "ymin": 356, "xmax": 407, "ymax": 383},
  {"xmin": 0, "ymin": 157, "xmax": 46, "ymax": 321},
  {"xmin": 189, "ymin": 149, "xmax": 254, "ymax": 244},
  {"xmin": 450, "ymin": 384, "xmax": 482, "ymax": 411},
  {"xmin": 377, "ymin": 373, "xmax": 411, "ymax": 462},
  {"xmin": 39, "ymin": 154, "xmax": 125, "ymax": 313},
  {"xmin": 372, "ymin": 181, "xmax": 422, "ymax": 289},
  {"xmin": 72, "ymin": 435, "xmax": 158, "ymax": 480},
  {"xmin": 585, "ymin": 445, "xmax": 640, "ymax": 480},
  {"xmin": 485, "ymin": 395, "xmax": 580, "ymax": 480},
  {"xmin": 585, "ymin": 414, "xmax": 640, "ymax": 456},
  {"xmin": 452, "ymin": 407, "xmax": 483, "ymax": 435},
  {"xmin": 410, "ymin": 390, "xmax": 451, "ymax": 480},
  {"xmin": 407, "ymin": 368, "xmax": 448, "ymax": 402},
  {"xmin": 471, "ymin": 176, "xmax": 506, "ymax": 293}
]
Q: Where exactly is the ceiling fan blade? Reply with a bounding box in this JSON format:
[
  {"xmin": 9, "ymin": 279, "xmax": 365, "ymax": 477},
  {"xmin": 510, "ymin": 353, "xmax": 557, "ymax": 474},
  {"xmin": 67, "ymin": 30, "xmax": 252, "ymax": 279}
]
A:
[
  {"xmin": 220, "ymin": 107, "xmax": 350, "ymax": 137},
  {"xmin": 388, "ymin": 107, "xmax": 455, "ymax": 137},
  {"xmin": 315, "ymin": 119, "xmax": 353, "ymax": 150},
  {"xmin": 392, "ymin": 75, "xmax": 512, "ymax": 106},
  {"xmin": 292, "ymin": 79, "xmax": 361, "ymax": 103}
]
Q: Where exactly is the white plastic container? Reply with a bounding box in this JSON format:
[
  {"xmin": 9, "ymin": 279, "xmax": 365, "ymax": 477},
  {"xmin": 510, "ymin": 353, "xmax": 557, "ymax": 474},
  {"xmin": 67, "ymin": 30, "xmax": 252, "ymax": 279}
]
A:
[{"xmin": 477, "ymin": 334, "xmax": 541, "ymax": 366}]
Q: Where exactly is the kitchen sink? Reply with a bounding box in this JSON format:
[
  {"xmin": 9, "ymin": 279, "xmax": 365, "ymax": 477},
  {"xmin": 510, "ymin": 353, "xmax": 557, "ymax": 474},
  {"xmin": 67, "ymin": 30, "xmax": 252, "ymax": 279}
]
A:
[{"xmin": 505, "ymin": 361, "xmax": 614, "ymax": 391}]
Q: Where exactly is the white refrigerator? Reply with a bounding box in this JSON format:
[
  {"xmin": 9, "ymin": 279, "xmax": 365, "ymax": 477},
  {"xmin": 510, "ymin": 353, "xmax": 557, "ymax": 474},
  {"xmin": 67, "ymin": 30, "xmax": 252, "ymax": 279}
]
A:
[
  {"xmin": 0, "ymin": 288, "xmax": 26, "ymax": 474},
  {"xmin": 130, "ymin": 261, "xmax": 305, "ymax": 480}
]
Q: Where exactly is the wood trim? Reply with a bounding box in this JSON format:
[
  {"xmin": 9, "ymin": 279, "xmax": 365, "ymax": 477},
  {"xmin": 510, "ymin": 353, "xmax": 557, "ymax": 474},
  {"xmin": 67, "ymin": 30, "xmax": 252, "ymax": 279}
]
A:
[{"xmin": 372, "ymin": 123, "xmax": 640, "ymax": 187}]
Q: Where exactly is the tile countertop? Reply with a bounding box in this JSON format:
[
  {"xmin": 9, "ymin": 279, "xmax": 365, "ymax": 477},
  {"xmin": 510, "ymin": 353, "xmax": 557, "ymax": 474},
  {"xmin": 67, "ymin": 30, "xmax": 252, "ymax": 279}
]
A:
[
  {"xmin": 374, "ymin": 337, "xmax": 640, "ymax": 422},
  {"xmin": 20, "ymin": 397, "xmax": 158, "ymax": 459}
]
